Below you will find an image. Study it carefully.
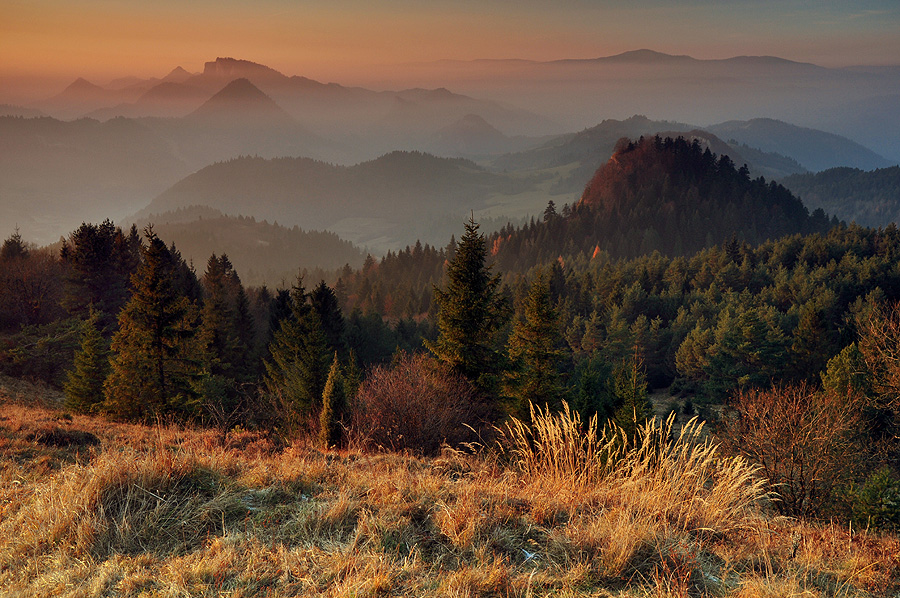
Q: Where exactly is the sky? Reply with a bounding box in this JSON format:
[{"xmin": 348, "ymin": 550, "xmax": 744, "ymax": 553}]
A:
[{"xmin": 2, "ymin": 0, "xmax": 900, "ymax": 94}]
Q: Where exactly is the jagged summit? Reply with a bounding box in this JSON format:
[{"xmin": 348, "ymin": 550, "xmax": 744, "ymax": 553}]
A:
[{"xmin": 202, "ymin": 57, "xmax": 286, "ymax": 81}]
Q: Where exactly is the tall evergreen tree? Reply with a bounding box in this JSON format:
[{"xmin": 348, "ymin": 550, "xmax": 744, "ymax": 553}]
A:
[
  {"xmin": 264, "ymin": 278, "xmax": 330, "ymax": 431},
  {"xmin": 0, "ymin": 228, "xmax": 29, "ymax": 262},
  {"xmin": 427, "ymin": 217, "xmax": 509, "ymax": 395},
  {"xmin": 310, "ymin": 280, "xmax": 347, "ymax": 359},
  {"xmin": 60, "ymin": 220, "xmax": 140, "ymax": 324},
  {"xmin": 194, "ymin": 254, "xmax": 257, "ymax": 418},
  {"xmin": 64, "ymin": 308, "xmax": 110, "ymax": 413},
  {"xmin": 611, "ymin": 352, "xmax": 652, "ymax": 445},
  {"xmin": 505, "ymin": 272, "xmax": 565, "ymax": 417},
  {"xmin": 104, "ymin": 228, "xmax": 199, "ymax": 420}
]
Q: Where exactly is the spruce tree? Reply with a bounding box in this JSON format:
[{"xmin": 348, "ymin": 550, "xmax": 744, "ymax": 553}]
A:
[
  {"xmin": 611, "ymin": 353, "xmax": 652, "ymax": 446},
  {"xmin": 505, "ymin": 272, "xmax": 565, "ymax": 417},
  {"xmin": 104, "ymin": 228, "xmax": 199, "ymax": 420},
  {"xmin": 195, "ymin": 254, "xmax": 256, "ymax": 420},
  {"xmin": 60, "ymin": 220, "xmax": 139, "ymax": 325},
  {"xmin": 264, "ymin": 278, "xmax": 329, "ymax": 431},
  {"xmin": 64, "ymin": 308, "xmax": 110, "ymax": 413},
  {"xmin": 319, "ymin": 353, "xmax": 347, "ymax": 449},
  {"xmin": 427, "ymin": 217, "xmax": 509, "ymax": 394},
  {"xmin": 310, "ymin": 280, "xmax": 347, "ymax": 358}
]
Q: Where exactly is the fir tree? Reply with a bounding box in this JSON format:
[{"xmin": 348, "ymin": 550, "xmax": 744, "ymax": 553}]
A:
[
  {"xmin": 64, "ymin": 308, "xmax": 110, "ymax": 413},
  {"xmin": 505, "ymin": 272, "xmax": 565, "ymax": 417},
  {"xmin": 104, "ymin": 228, "xmax": 199, "ymax": 420},
  {"xmin": 319, "ymin": 353, "xmax": 347, "ymax": 449},
  {"xmin": 264, "ymin": 278, "xmax": 329, "ymax": 431},
  {"xmin": 427, "ymin": 217, "xmax": 509, "ymax": 395}
]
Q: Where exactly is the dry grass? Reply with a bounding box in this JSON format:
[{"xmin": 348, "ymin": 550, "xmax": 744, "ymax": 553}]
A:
[{"xmin": 1, "ymin": 397, "xmax": 898, "ymax": 597}]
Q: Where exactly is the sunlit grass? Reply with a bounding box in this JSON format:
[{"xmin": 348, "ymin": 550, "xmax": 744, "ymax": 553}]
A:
[{"xmin": 1, "ymin": 394, "xmax": 898, "ymax": 597}]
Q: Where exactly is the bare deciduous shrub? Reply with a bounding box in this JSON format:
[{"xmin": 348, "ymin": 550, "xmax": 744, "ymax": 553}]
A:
[
  {"xmin": 350, "ymin": 353, "xmax": 495, "ymax": 455},
  {"xmin": 719, "ymin": 383, "xmax": 861, "ymax": 518},
  {"xmin": 859, "ymin": 302, "xmax": 900, "ymax": 409}
]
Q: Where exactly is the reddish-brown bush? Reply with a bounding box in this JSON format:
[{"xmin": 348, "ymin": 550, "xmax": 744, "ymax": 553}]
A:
[
  {"xmin": 718, "ymin": 382, "xmax": 861, "ymax": 518},
  {"xmin": 350, "ymin": 353, "xmax": 495, "ymax": 455}
]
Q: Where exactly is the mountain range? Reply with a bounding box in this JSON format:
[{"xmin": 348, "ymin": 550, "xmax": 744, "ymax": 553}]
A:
[
  {"xmin": 394, "ymin": 49, "xmax": 900, "ymax": 163},
  {"xmin": 3, "ymin": 53, "xmax": 898, "ymax": 248}
]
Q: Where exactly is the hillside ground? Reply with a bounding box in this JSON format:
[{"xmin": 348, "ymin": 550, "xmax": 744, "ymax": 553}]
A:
[{"xmin": 1, "ymin": 377, "xmax": 898, "ymax": 597}]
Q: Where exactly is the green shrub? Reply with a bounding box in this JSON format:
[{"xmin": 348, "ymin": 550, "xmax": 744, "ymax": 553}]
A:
[{"xmin": 850, "ymin": 467, "xmax": 900, "ymax": 532}]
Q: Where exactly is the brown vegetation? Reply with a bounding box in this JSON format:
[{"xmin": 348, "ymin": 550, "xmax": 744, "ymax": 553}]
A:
[
  {"xmin": 350, "ymin": 353, "xmax": 494, "ymax": 455},
  {"xmin": 720, "ymin": 384, "xmax": 861, "ymax": 518},
  {"xmin": 2, "ymin": 390, "xmax": 899, "ymax": 597}
]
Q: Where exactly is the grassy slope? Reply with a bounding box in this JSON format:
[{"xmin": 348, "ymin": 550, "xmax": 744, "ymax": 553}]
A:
[{"xmin": 1, "ymin": 380, "xmax": 898, "ymax": 597}]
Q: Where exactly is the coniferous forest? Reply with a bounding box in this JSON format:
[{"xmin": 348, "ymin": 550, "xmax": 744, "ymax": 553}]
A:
[{"xmin": 5, "ymin": 135, "xmax": 900, "ymax": 595}]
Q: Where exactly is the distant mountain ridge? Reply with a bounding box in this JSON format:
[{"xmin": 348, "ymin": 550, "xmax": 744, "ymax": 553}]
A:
[
  {"xmin": 187, "ymin": 78, "xmax": 295, "ymax": 125},
  {"xmin": 707, "ymin": 119, "xmax": 893, "ymax": 172},
  {"xmin": 490, "ymin": 115, "xmax": 813, "ymax": 192},
  {"xmin": 31, "ymin": 56, "xmax": 556, "ymax": 156},
  {"xmin": 134, "ymin": 151, "xmax": 544, "ymax": 252}
]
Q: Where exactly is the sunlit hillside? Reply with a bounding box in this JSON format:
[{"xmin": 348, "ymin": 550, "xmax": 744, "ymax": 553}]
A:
[{"xmin": 2, "ymin": 382, "xmax": 898, "ymax": 597}]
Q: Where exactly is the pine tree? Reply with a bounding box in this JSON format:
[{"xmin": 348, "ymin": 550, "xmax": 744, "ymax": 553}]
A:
[
  {"xmin": 264, "ymin": 278, "xmax": 329, "ymax": 431},
  {"xmin": 427, "ymin": 217, "xmax": 509, "ymax": 395},
  {"xmin": 319, "ymin": 353, "xmax": 347, "ymax": 449},
  {"xmin": 104, "ymin": 228, "xmax": 200, "ymax": 420},
  {"xmin": 64, "ymin": 308, "xmax": 110, "ymax": 413},
  {"xmin": 505, "ymin": 272, "xmax": 565, "ymax": 417},
  {"xmin": 790, "ymin": 305, "xmax": 836, "ymax": 382}
]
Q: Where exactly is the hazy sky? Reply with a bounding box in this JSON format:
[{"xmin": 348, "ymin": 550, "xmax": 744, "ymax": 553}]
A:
[{"xmin": 3, "ymin": 0, "xmax": 899, "ymax": 88}]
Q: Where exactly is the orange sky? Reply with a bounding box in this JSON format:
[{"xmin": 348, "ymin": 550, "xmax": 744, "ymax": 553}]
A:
[{"xmin": 2, "ymin": 0, "xmax": 899, "ymax": 96}]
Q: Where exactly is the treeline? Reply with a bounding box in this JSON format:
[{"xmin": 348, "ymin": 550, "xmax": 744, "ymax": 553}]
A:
[
  {"xmin": 0, "ymin": 221, "xmax": 431, "ymax": 421},
  {"xmin": 6, "ymin": 215, "xmax": 900, "ymax": 523},
  {"xmin": 147, "ymin": 206, "xmax": 365, "ymax": 287}
]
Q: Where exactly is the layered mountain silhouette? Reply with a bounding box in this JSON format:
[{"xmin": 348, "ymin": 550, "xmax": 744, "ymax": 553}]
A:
[
  {"xmin": 490, "ymin": 116, "xmax": 813, "ymax": 195},
  {"xmin": 32, "ymin": 56, "xmax": 554, "ymax": 157},
  {"xmin": 399, "ymin": 50, "xmax": 900, "ymax": 163},
  {"xmin": 133, "ymin": 151, "xmax": 544, "ymax": 252},
  {"xmin": 707, "ymin": 119, "xmax": 892, "ymax": 172}
]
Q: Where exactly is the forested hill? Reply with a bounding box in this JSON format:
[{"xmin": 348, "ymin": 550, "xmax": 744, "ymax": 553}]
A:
[
  {"xmin": 781, "ymin": 166, "xmax": 900, "ymax": 229},
  {"xmin": 488, "ymin": 135, "xmax": 837, "ymax": 271},
  {"xmin": 137, "ymin": 207, "xmax": 365, "ymax": 287}
]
